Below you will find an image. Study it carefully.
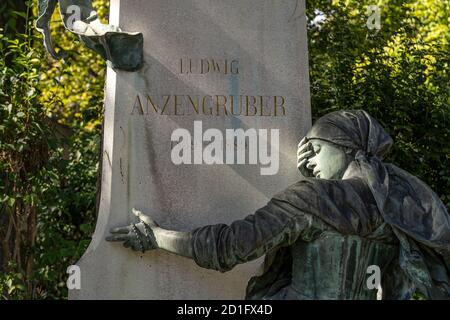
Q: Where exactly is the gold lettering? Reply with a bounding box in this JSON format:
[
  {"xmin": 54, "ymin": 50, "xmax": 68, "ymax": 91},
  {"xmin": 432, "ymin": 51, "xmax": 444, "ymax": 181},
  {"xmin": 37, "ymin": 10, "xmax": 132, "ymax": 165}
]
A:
[
  {"xmin": 140, "ymin": 93, "xmax": 286, "ymax": 117},
  {"xmin": 274, "ymin": 96, "xmax": 286, "ymax": 116},
  {"xmin": 259, "ymin": 96, "xmax": 271, "ymax": 116},
  {"xmin": 189, "ymin": 59, "xmax": 194, "ymax": 74},
  {"xmin": 216, "ymin": 95, "xmax": 228, "ymax": 116},
  {"xmin": 131, "ymin": 95, "xmax": 145, "ymax": 115},
  {"xmin": 187, "ymin": 95, "xmax": 199, "ymax": 114},
  {"xmin": 246, "ymin": 96, "xmax": 257, "ymax": 116},
  {"xmin": 147, "ymin": 95, "xmax": 159, "ymax": 113},
  {"xmin": 160, "ymin": 95, "xmax": 171, "ymax": 115},
  {"xmin": 174, "ymin": 95, "xmax": 184, "ymax": 115},
  {"xmin": 178, "ymin": 58, "xmax": 240, "ymax": 75},
  {"xmin": 230, "ymin": 95, "xmax": 242, "ymax": 115},
  {"xmin": 201, "ymin": 59, "xmax": 209, "ymax": 74},
  {"xmin": 230, "ymin": 60, "xmax": 239, "ymax": 74},
  {"xmin": 210, "ymin": 60, "xmax": 220, "ymax": 73},
  {"xmin": 202, "ymin": 95, "xmax": 213, "ymax": 115}
]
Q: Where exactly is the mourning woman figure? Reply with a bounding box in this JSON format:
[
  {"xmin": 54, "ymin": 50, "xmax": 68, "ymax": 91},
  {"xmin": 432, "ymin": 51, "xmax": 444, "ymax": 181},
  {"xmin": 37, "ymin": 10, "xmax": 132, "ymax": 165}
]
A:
[{"xmin": 107, "ymin": 110, "xmax": 450, "ymax": 300}]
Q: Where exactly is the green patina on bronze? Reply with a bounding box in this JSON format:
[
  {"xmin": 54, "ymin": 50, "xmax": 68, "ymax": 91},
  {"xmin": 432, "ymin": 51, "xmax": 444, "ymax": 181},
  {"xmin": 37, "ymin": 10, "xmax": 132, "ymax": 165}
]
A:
[
  {"xmin": 36, "ymin": 0, "xmax": 143, "ymax": 71},
  {"xmin": 107, "ymin": 111, "xmax": 450, "ymax": 300}
]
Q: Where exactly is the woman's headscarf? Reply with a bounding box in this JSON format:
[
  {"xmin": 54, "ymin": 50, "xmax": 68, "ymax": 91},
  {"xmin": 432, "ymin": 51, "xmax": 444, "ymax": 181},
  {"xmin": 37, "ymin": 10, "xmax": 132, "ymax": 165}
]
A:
[
  {"xmin": 305, "ymin": 110, "xmax": 393, "ymax": 159},
  {"xmin": 301, "ymin": 110, "xmax": 450, "ymax": 299}
]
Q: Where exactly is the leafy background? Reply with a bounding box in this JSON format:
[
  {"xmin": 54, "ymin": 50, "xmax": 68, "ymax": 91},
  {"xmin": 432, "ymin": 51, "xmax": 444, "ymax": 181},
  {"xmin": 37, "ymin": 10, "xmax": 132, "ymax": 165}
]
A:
[{"xmin": 0, "ymin": 0, "xmax": 448, "ymax": 299}]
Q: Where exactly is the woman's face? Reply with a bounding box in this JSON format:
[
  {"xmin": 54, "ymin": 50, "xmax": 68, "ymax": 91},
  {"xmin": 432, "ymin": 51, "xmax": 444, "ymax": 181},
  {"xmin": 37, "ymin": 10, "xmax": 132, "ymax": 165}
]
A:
[{"xmin": 303, "ymin": 139, "xmax": 350, "ymax": 179}]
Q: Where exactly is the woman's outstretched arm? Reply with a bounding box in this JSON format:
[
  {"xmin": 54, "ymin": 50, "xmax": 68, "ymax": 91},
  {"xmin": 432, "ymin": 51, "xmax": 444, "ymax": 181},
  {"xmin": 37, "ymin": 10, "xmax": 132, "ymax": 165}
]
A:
[
  {"xmin": 107, "ymin": 200, "xmax": 312, "ymax": 272},
  {"xmin": 106, "ymin": 208, "xmax": 194, "ymax": 258},
  {"xmin": 152, "ymin": 227, "xmax": 193, "ymax": 258}
]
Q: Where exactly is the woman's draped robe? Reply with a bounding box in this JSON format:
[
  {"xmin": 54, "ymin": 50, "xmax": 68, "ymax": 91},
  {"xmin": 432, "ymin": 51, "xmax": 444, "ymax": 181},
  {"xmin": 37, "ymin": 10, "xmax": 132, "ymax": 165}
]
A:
[{"xmin": 190, "ymin": 162, "xmax": 450, "ymax": 299}]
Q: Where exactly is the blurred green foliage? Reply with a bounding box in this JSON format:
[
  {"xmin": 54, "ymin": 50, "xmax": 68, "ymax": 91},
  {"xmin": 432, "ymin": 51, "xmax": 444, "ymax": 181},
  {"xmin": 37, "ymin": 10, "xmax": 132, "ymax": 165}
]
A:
[
  {"xmin": 0, "ymin": 1, "xmax": 43, "ymax": 299},
  {"xmin": 0, "ymin": 0, "xmax": 105, "ymax": 299},
  {"xmin": 0, "ymin": 0, "xmax": 448, "ymax": 299},
  {"xmin": 306, "ymin": 0, "xmax": 450, "ymax": 207}
]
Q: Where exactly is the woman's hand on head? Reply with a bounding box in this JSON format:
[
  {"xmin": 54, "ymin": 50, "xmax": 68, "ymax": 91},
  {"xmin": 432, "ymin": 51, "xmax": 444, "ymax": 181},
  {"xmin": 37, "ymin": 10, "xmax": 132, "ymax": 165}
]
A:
[{"xmin": 297, "ymin": 137, "xmax": 314, "ymax": 177}]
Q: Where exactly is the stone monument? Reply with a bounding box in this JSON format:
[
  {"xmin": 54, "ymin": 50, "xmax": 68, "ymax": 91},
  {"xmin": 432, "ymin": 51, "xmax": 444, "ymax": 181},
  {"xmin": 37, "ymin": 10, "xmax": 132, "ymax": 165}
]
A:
[{"xmin": 70, "ymin": 0, "xmax": 311, "ymax": 299}]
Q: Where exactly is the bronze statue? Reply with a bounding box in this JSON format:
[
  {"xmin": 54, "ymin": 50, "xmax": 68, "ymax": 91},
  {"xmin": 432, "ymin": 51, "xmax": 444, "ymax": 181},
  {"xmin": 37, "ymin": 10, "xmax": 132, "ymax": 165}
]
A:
[
  {"xmin": 36, "ymin": 0, "xmax": 143, "ymax": 71},
  {"xmin": 106, "ymin": 110, "xmax": 450, "ymax": 299}
]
